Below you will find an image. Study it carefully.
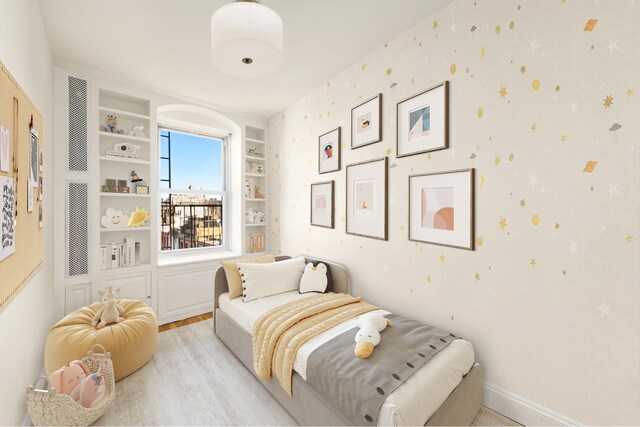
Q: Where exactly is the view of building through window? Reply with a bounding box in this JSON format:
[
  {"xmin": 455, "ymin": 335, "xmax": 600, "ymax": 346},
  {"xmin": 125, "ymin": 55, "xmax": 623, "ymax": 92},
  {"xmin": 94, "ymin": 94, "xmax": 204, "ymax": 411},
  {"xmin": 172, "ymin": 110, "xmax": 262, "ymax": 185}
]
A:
[{"xmin": 159, "ymin": 129, "xmax": 225, "ymax": 251}]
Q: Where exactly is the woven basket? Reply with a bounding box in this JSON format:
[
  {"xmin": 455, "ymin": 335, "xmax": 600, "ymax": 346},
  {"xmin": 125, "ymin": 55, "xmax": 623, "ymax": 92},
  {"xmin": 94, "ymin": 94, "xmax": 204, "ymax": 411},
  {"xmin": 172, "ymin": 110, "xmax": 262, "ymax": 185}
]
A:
[{"xmin": 26, "ymin": 344, "xmax": 115, "ymax": 426}]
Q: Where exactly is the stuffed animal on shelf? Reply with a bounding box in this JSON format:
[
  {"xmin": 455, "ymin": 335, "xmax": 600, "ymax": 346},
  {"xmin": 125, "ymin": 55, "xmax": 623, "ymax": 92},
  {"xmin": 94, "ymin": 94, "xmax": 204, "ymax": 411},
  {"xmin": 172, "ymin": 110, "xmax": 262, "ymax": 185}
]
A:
[
  {"xmin": 91, "ymin": 285, "xmax": 125, "ymax": 329},
  {"xmin": 254, "ymin": 210, "xmax": 264, "ymax": 223},
  {"xmin": 69, "ymin": 370, "xmax": 106, "ymax": 408},
  {"xmin": 254, "ymin": 185, "xmax": 264, "ymax": 199},
  {"xmin": 100, "ymin": 115, "xmax": 124, "ymax": 134},
  {"xmin": 245, "ymin": 207, "xmax": 255, "ymax": 224},
  {"xmin": 354, "ymin": 312, "xmax": 392, "ymax": 359},
  {"xmin": 49, "ymin": 360, "xmax": 90, "ymax": 395},
  {"xmin": 127, "ymin": 206, "xmax": 150, "ymax": 227},
  {"xmin": 127, "ymin": 124, "xmax": 146, "ymax": 138}
]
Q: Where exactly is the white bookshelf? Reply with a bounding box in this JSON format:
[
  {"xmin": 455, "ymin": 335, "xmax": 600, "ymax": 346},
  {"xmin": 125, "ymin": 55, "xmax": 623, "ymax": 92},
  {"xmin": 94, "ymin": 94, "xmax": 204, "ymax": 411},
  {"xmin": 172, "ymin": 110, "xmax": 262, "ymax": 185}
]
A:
[{"xmin": 244, "ymin": 126, "xmax": 268, "ymax": 255}]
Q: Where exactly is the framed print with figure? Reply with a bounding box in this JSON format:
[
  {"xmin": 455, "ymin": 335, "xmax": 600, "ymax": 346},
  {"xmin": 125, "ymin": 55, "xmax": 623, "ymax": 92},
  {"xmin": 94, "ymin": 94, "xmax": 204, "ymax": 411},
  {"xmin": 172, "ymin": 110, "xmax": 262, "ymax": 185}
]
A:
[
  {"xmin": 318, "ymin": 127, "xmax": 340, "ymax": 174},
  {"xmin": 346, "ymin": 157, "xmax": 388, "ymax": 240},
  {"xmin": 351, "ymin": 94, "xmax": 382, "ymax": 149}
]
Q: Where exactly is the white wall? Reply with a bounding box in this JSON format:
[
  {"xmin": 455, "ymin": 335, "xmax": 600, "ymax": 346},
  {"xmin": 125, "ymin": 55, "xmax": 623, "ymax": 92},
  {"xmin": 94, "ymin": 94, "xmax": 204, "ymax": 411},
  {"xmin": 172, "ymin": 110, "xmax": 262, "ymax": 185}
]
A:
[
  {"xmin": 267, "ymin": 0, "xmax": 640, "ymax": 425},
  {"xmin": 0, "ymin": 0, "xmax": 54, "ymax": 424}
]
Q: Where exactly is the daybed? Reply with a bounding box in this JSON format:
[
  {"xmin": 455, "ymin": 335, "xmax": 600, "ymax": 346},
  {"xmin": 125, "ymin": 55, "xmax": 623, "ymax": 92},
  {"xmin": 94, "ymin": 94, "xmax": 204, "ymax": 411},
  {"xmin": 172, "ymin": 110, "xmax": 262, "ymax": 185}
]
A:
[{"xmin": 213, "ymin": 255, "xmax": 483, "ymax": 426}]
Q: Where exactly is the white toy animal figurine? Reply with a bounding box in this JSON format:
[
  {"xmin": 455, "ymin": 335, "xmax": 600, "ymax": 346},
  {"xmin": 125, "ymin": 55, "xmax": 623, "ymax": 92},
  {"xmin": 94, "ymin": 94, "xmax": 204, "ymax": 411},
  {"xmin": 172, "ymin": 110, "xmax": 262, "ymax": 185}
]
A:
[
  {"xmin": 91, "ymin": 286, "xmax": 125, "ymax": 329},
  {"xmin": 128, "ymin": 124, "xmax": 146, "ymax": 138},
  {"xmin": 354, "ymin": 312, "xmax": 392, "ymax": 359}
]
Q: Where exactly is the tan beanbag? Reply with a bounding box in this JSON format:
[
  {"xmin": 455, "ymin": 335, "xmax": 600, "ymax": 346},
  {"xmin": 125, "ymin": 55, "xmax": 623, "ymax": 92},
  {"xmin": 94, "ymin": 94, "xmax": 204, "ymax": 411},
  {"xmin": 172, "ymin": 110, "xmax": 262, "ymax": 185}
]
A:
[
  {"xmin": 220, "ymin": 254, "xmax": 276, "ymax": 298},
  {"xmin": 45, "ymin": 299, "xmax": 158, "ymax": 381}
]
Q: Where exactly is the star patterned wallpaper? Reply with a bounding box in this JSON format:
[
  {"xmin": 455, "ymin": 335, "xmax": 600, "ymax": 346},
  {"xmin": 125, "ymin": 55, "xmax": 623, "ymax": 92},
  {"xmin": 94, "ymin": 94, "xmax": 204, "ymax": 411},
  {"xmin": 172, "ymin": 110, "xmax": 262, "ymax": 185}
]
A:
[{"xmin": 265, "ymin": 1, "xmax": 639, "ymax": 424}]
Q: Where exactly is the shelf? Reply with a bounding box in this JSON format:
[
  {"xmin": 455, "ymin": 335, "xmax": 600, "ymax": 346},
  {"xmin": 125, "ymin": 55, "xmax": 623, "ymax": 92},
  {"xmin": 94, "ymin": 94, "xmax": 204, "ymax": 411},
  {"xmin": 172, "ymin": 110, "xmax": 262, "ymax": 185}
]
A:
[
  {"xmin": 100, "ymin": 226, "xmax": 151, "ymax": 233},
  {"xmin": 245, "ymin": 223, "xmax": 266, "ymax": 227},
  {"xmin": 100, "ymin": 192, "xmax": 151, "ymax": 198},
  {"xmin": 98, "ymin": 131, "xmax": 150, "ymax": 143},
  {"xmin": 245, "ymin": 155, "xmax": 265, "ymax": 161},
  {"xmin": 99, "ymin": 156, "xmax": 151, "ymax": 165},
  {"xmin": 245, "ymin": 173, "xmax": 266, "ymax": 178},
  {"xmin": 100, "ymin": 263, "xmax": 151, "ymax": 273},
  {"xmin": 98, "ymin": 106, "xmax": 150, "ymax": 121},
  {"xmin": 245, "ymin": 198, "xmax": 266, "ymax": 202},
  {"xmin": 246, "ymin": 137, "xmax": 265, "ymax": 144}
]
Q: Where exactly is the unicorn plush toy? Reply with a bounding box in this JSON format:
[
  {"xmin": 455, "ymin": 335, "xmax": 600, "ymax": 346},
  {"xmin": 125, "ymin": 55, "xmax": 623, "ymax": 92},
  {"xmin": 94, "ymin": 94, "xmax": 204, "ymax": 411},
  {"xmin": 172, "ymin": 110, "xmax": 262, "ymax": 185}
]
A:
[
  {"xmin": 354, "ymin": 312, "xmax": 392, "ymax": 358},
  {"xmin": 91, "ymin": 285, "xmax": 125, "ymax": 329}
]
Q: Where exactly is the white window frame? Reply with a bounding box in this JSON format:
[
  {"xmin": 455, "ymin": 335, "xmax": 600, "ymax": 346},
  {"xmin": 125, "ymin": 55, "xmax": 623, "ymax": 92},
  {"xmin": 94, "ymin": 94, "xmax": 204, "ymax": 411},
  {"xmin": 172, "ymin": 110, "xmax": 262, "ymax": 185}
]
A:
[{"xmin": 157, "ymin": 126, "xmax": 230, "ymax": 257}]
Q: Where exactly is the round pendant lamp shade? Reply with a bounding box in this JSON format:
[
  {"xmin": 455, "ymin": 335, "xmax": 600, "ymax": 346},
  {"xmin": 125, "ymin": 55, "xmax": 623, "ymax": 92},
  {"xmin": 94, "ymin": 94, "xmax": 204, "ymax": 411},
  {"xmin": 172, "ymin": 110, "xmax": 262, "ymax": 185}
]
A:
[{"xmin": 211, "ymin": 1, "xmax": 283, "ymax": 78}]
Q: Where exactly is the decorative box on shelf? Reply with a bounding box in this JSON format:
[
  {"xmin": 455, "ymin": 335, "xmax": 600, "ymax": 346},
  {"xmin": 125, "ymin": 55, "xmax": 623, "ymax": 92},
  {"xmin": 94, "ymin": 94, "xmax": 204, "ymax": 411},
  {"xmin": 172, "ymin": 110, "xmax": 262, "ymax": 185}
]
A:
[
  {"xmin": 102, "ymin": 185, "xmax": 130, "ymax": 193},
  {"xmin": 135, "ymin": 185, "xmax": 149, "ymax": 194}
]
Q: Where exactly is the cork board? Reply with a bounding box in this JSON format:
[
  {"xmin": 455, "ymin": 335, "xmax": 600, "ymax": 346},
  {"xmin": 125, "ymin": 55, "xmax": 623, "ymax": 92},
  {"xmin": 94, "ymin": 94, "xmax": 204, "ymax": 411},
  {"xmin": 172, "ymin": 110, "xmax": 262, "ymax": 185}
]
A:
[{"xmin": 0, "ymin": 60, "xmax": 44, "ymax": 312}]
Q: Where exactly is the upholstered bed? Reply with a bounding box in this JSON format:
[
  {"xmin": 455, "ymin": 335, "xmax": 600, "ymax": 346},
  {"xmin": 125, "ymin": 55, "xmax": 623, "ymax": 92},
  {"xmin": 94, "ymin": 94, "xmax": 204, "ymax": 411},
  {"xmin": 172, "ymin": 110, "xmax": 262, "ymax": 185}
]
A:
[{"xmin": 213, "ymin": 256, "xmax": 483, "ymax": 426}]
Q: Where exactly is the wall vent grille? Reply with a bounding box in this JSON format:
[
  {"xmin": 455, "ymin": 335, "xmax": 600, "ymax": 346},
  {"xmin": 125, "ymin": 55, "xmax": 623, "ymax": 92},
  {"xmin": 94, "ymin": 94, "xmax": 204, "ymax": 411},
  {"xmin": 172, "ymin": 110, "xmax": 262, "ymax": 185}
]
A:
[
  {"xmin": 67, "ymin": 76, "xmax": 88, "ymax": 172},
  {"xmin": 67, "ymin": 182, "xmax": 89, "ymax": 277}
]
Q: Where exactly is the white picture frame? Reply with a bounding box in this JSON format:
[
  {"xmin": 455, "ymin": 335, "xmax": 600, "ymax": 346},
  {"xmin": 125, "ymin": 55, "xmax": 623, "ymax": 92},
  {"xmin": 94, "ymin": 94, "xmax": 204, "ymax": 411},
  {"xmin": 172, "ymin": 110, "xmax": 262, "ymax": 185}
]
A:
[
  {"xmin": 351, "ymin": 94, "xmax": 382, "ymax": 149},
  {"xmin": 310, "ymin": 181, "xmax": 334, "ymax": 228},
  {"xmin": 397, "ymin": 81, "xmax": 448, "ymax": 158},
  {"xmin": 318, "ymin": 127, "xmax": 340, "ymax": 174},
  {"xmin": 346, "ymin": 157, "xmax": 388, "ymax": 240},
  {"xmin": 408, "ymin": 168, "xmax": 474, "ymax": 250}
]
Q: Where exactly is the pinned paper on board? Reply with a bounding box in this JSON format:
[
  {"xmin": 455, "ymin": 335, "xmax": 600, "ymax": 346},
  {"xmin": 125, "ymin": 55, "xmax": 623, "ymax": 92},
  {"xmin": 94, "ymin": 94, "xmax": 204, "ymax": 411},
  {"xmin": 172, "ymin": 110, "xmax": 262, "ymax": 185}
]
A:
[
  {"xmin": 1, "ymin": 176, "xmax": 16, "ymax": 261},
  {"xmin": 0, "ymin": 125, "xmax": 9, "ymax": 172}
]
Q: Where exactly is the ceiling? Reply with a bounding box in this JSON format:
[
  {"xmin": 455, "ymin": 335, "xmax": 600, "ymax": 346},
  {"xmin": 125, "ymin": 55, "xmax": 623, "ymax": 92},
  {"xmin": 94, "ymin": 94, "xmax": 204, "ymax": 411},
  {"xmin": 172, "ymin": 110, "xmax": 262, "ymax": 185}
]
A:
[{"xmin": 38, "ymin": 0, "xmax": 451, "ymax": 119}]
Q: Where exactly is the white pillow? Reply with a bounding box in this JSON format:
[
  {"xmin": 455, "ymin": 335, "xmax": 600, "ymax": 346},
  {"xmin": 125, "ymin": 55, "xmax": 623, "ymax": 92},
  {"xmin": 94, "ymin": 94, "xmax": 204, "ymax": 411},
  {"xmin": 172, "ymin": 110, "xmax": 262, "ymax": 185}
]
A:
[
  {"xmin": 237, "ymin": 256, "xmax": 306, "ymax": 302},
  {"xmin": 299, "ymin": 263, "xmax": 328, "ymax": 294}
]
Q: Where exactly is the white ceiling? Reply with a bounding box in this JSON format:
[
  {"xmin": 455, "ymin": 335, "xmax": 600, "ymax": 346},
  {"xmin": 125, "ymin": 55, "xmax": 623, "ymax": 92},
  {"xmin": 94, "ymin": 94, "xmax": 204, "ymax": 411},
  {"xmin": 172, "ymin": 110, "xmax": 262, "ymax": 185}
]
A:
[{"xmin": 38, "ymin": 0, "xmax": 451, "ymax": 119}]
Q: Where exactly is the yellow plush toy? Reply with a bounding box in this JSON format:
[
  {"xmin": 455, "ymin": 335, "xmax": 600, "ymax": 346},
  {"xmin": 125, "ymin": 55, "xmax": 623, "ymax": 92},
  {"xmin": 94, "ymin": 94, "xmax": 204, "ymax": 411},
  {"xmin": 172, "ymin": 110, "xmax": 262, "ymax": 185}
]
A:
[{"xmin": 354, "ymin": 312, "xmax": 392, "ymax": 358}]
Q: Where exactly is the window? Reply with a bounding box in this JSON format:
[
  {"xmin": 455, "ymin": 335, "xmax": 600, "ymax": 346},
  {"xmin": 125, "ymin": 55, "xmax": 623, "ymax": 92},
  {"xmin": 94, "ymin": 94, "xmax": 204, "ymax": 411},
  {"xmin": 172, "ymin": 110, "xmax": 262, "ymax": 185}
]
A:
[{"xmin": 159, "ymin": 128, "xmax": 226, "ymax": 252}]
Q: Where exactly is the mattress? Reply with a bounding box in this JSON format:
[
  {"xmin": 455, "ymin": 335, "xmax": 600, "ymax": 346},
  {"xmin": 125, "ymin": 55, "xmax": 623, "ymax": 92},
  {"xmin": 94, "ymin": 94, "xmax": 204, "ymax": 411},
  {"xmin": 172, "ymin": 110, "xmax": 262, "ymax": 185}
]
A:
[{"xmin": 218, "ymin": 291, "xmax": 475, "ymax": 426}]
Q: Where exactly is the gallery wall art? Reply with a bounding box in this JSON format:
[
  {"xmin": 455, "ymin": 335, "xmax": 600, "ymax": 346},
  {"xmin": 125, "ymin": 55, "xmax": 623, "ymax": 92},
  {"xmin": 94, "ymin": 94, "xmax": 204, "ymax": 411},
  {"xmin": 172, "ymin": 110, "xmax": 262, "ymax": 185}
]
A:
[
  {"xmin": 318, "ymin": 127, "xmax": 341, "ymax": 174},
  {"xmin": 310, "ymin": 181, "xmax": 334, "ymax": 228},
  {"xmin": 346, "ymin": 157, "xmax": 388, "ymax": 240},
  {"xmin": 351, "ymin": 94, "xmax": 382, "ymax": 149}
]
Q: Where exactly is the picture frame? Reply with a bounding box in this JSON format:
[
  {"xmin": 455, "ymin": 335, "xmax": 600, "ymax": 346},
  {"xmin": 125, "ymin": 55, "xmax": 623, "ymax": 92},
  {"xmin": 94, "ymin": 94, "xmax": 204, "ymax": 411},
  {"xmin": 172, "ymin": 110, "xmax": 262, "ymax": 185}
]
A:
[
  {"xmin": 318, "ymin": 127, "xmax": 340, "ymax": 174},
  {"xmin": 310, "ymin": 181, "xmax": 334, "ymax": 229},
  {"xmin": 408, "ymin": 168, "xmax": 474, "ymax": 250},
  {"xmin": 351, "ymin": 93, "xmax": 382, "ymax": 149},
  {"xmin": 346, "ymin": 157, "xmax": 388, "ymax": 240},
  {"xmin": 397, "ymin": 81, "xmax": 449, "ymax": 158}
]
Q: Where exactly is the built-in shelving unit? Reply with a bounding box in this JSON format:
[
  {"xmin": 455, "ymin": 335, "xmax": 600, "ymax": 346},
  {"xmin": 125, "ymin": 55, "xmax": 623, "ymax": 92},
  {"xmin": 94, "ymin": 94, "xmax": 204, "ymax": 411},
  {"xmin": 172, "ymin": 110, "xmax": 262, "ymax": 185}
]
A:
[{"xmin": 244, "ymin": 126, "xmax": 267, "ymax": 254}]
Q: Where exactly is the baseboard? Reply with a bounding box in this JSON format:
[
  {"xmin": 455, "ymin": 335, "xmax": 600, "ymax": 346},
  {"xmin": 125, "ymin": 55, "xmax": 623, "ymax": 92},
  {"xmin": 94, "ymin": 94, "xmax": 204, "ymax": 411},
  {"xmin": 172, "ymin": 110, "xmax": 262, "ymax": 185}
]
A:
[{"xmin": 483, "ymin": 382, "xmax": 584, "ymax": 426}]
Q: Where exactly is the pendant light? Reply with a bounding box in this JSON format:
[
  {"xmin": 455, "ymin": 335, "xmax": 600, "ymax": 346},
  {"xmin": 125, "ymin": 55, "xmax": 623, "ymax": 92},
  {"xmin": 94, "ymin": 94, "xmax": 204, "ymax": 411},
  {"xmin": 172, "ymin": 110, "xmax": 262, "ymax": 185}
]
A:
[{"xmin": 211, "ymin": 0, "xmax": 283, "ymax": 78}]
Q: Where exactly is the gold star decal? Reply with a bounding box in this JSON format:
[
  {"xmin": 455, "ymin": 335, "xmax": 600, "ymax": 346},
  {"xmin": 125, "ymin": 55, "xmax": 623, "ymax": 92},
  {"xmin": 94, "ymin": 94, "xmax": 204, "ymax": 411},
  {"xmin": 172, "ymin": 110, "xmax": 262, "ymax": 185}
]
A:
[
  {"xmin": 385, "ymin": 148, "xmax": 392, "ymax": 156},
  {"xmin": 531, "ymin": 123, "xmax": 537, "ymax": 132},
  {"xmin": 499, "ymin": 86, "xmax": 508, "ymax": 98},
  {"xmin": 517, "ymin": 4, "xmax": 522, "ymax": 10},
  {"xmin": 603, "ymin": 95, "xmax": 614, "ymax": 108},
  {"xmin": 530, "ymin": 258, "xmax": 537, "ymax": 267},
  {"xmin": 361, "ymin": 64, "xmax": 367, "ymax": 71},
  {"xmin": 560, "ymin": 134, "xmax": 567, "ymax": 142},
  {"xmin": 499, "ymin": 217, "xmax": 508, "ymax": 230},
  {"xmin": 495, "ymin": 25, "xmax": 501, "ymax": 35},
  {"xmin": 627, "ymin": 234, "xmax": 634, "ymax": 243},
  {"xmin": 555, "ymin": 85, "xmax": 561, "ymax": 91},
  {"xmin": 520, "ymin": 199, "xmax": 526, "ymax": 207},
  {"xmin": 555, "ymin": 223, "xmax": 560, "ymax": 229},
  {"xmin": 386, "ymin": 67, "xmax": 393, "ymax": 76},
  {"xmin": 475, "ymin": 273, "xmax": 481, "ymax": 281},
  {"xmin": 494, "ymin": 156, "xmax": 501, "ymax": 165},
  {"xmin": 626, "ymin": 88, "xmax": 633, "ymax": 97},
  {"xmin": 439, "ymin": 254, "xmax": 446, "ymax": 263},
  {"xmin": 465, "ymin": 67, "xmax": 471, "ymax": 74},
  {"xmin": 520, "ymin": 65, "xmax": 526, "ymax": 74},
  {"xmin": 433, "ymin": 20, "xmax": 438, "ymax": 29}
]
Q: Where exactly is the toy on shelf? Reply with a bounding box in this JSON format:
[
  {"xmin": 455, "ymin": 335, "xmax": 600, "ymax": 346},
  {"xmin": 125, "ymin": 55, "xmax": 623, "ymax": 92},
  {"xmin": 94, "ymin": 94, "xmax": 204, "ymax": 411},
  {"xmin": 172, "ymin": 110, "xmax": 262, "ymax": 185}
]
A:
[
  {"xmin": 100, "ymin": 115, "xmax": 124, "ymax": 134},
  {"xmin": 245, "ymin": 207, "xmax": 256, "ymax": 224},
  {"xmin": 101, "ymin": 208, "xmax": 129, "ymax": 228},
  {"xmin": 254, "ymin": 210, "xmax": 264, "ymax": 223},
  {"xmin": 127, "ymin": 207, "xmax": 150, "ymax": 227},
  {"xmin": 127, "ymin": 124, "xmax": 146, "ymax": 138},
  {"xmin": 255, "ymin": 163, "xmax": 264, "ymax": 174},
  {"xmin": 247, "ymin": 147, "xmax": 263, "ymax": 157},
  {"xmin": 354, "ymin": 312, "xmax": 392, "ymax": 359},
  {"xmin": 248, "ymin": 232, "xmax": 265, "ymax": 253},
  {"xmin": 102, "ymin": 178, "xmax": 130, "ymax": 193},
  {"xmin": 106, "ymin": 142, "xmax": 142, "ymax": 159},
  {"xmin": 254, "ymin": 185, "xmax": 264, "ymax": 199},
  {"xmin": 130, "ymin": 170, "xmax": 143, "ymax": 183},
  {"xmin": 91, "ymin": 285, "xmax": 125, "ymax": 329}
]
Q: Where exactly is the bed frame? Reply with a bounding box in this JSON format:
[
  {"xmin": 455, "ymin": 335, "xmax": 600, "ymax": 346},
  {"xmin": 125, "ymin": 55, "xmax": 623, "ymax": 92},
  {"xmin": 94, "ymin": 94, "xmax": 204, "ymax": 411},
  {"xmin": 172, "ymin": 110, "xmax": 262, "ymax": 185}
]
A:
[{"xmin": 213, "ymin": 256, "xmax": 483, "ymax": 426}]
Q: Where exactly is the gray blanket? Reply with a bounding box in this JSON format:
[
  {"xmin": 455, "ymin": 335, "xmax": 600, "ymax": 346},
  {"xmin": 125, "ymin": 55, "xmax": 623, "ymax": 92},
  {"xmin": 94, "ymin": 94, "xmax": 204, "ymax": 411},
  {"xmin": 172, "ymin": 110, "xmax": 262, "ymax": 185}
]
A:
[{"xmin": 305, "ymin": 313, "xmax": 459, "ymax": 425}]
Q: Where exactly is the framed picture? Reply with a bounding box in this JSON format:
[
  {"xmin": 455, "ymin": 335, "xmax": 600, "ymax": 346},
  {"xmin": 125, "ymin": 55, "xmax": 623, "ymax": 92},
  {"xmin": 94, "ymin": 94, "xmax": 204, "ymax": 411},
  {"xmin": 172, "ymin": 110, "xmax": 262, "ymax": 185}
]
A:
[
  {"xmin": 397, "ymin": 81, "xmax": 448, "ymax": 158},
  {"xmin": 346, "ymin": 157, "xmax": 388, "ymax": 240},
  {"xmin": 408, "ymin": 168, "xmax": 474, "ymax": 250},
  {"xmin": 318, "ymin": 127, "xmax": 340, "ymax": 174},
  {"xmin": 351, "ymin": 93, "xmax": 382, "ymax": 149},
  {"xmin": 310, "ymin": 181, "xmax": 334, "ymax": 228}
]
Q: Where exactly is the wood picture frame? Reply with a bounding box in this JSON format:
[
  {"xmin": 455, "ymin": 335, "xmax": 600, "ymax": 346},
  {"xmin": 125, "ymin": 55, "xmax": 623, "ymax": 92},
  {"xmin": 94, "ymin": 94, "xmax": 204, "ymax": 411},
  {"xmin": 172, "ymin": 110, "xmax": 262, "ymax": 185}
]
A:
[
  {"xmin": 408, "ymin": 168, "xmax": 474, "ymax": 250},
  {"xmin": 318, "ymin": 127, "xmax": 341, "ymax": 174},
  {"xmin": 351, "ymin": 93, "xmax": 382, "ymax": 149},
  {"xmin": 346, "ymin": 157, "xmax": 388, "ymax": 240},
  {"xmin": 396, "ymin": 81, "xmax": 449, "ymax": 158},
  {"xmin": 310, "ymin": 181, "xmax": 334, "ymax": 228}
]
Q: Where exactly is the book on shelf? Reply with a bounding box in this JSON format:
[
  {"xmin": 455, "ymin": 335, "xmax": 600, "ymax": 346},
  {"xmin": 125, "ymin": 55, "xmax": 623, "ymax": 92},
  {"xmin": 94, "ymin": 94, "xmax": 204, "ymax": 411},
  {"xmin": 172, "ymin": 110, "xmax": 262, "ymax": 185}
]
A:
[
  {"xmin": 101, "ymin": 237, "xmax": 141, "ymax": 269},
  {"xmin": 105, "ymin": 150, "xmax": 142, "ymax": 159}
]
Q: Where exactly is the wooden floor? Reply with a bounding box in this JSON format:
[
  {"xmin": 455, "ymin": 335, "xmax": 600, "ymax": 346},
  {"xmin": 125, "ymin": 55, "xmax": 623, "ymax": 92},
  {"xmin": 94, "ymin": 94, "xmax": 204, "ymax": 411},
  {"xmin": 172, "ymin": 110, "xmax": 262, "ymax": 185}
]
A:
[{"xmin": 158, "ymin": 312, "xmax": 213, "ymax": 332}]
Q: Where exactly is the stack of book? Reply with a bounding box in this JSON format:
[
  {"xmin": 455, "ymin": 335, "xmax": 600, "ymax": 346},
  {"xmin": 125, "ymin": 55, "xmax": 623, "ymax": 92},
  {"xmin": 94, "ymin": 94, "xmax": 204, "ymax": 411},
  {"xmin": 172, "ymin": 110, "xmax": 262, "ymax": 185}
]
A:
[{"xmin": 100, "ymin": 237, "xmax": 141, "ymax": 269}]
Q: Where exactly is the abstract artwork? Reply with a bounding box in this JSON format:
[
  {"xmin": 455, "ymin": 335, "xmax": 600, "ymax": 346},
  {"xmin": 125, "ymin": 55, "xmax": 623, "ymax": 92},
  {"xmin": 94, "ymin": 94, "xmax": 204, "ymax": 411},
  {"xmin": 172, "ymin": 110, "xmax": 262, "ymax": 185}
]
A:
[
  {"xmin": 397, "ymin": 81, "xmax": 448, "ymax": 157},
  {"xmin": 409, "ymin": 169, "xmax": 474, "ymax": 250},
  {"xmin": 0, "ymin": 176, "xmax": 16, "ymax": 261},
  {"xmin": 351, "ymin": 94, "xmax": 382, "ymax": 149},
  {"xmin": 310, "ymin": 181, "xmax": 334, "ymax": 228},
  {"xmin": 346, "ymin": 157, "xmax": 388, "ymax": 240},
  {"xmin": 0, "ymin": 125, "xmax": 9, "ymax": 172},
  {"xmin": 318, "ymin": 127, "xmax": 341, "ymax": 174}
]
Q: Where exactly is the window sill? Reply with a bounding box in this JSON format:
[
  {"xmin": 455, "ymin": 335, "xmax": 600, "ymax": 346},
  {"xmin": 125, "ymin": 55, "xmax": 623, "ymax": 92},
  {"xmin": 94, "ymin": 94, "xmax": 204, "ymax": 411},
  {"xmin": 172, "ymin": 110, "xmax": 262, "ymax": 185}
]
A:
[{"xmin": 157, "ymin": 250, "xmax": 242, "ymax": 268}]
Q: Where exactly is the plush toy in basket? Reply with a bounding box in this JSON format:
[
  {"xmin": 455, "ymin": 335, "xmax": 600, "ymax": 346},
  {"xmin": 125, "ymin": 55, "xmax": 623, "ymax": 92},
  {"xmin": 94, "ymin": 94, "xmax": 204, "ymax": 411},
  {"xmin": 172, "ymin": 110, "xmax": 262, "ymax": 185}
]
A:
[{"xmin": 26, "ymin": 344, "xmax": 115, "ymax": 427}]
